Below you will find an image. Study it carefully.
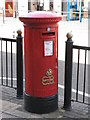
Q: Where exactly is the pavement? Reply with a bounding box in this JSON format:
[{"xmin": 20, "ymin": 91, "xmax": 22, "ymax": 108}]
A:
[{"xmin": 0, "ymin": 85, "xmax": 89, "ymax": 119}]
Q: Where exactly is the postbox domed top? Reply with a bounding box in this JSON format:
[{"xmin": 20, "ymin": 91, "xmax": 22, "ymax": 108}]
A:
[
  {"xmin": 20, "ymin": 11, "xmax": 60, "ymax": 18},
  {"xmin": 19, "ymin": 11, "xmax": 62, "ymax": 25}
]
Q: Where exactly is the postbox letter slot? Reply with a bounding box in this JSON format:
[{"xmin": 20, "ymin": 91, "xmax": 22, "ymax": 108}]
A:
[{"xmin": 42, "ymin": 32, "xmax": 55, "ymax": 36}]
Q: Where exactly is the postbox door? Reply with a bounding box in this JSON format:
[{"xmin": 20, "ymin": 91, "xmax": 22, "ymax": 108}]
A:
[
  {"xmin": 25, "ymin": 27, "xmax": 58, "ymax": 97},
  {"xmin": 32, "ymin": 28, "xmax": 58, "ymax": 97}
]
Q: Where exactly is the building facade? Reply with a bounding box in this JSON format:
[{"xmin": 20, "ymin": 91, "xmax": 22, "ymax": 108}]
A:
[{"xmin": 0, "ymin": 0, "xmax": 89, "ymax": 17}]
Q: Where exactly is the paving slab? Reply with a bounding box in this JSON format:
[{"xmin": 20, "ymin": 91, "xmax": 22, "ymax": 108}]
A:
[
  {"xmin": 2, "ymin": 112, "xmax": 18, "ymax": 118},
  {"xmin": 1, "ymin": 83, "xmax": 90, "ymax": 119},
  {"xmin": 2, "ymin": 100, "xmax": 18, "ymax": 112}
]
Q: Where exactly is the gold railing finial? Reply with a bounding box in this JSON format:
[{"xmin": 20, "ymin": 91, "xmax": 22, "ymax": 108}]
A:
[{"xmin": 66, "ymin": 31, "xmax": 73, "ymax": 39}]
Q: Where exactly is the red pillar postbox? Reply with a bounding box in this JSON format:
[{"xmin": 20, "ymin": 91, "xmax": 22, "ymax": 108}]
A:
[{"xmin": 19, "ymin": 11, "xmax": 62, "ymax": 114}]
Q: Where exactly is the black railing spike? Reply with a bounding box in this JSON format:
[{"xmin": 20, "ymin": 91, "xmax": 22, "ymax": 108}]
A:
[{"xmin": 76, "ymin": 49, "xmax": 80, "ymax": 102}]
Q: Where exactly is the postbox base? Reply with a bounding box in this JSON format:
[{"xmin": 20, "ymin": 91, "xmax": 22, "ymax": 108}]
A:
[{"xmin": 24, "ymin": 92, "xmax": 58, "ymax": 114}]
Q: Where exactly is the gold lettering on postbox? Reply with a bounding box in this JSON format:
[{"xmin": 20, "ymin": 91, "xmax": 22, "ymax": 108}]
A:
[{"xmin": 41, "ymin": 68, "xmax": 54, "ymax": 86}]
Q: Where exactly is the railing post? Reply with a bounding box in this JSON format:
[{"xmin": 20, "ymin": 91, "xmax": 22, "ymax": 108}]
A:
[
  {"xmin": 3, "ymin": 8, "xmax": 5, "ymax": 24},
  {"xmin": 16, "ymin": 30, "xmax": 23, "ymax": 98},
  {"xmin": 15, "ymin": 10, "xmax": 17, "ymax": 18},
  {"xmin": 63, "ymin": 32, "xmax": 73, "ymax": 110}
]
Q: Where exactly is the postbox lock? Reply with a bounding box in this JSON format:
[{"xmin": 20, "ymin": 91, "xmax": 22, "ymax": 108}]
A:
[
  {"xmin": 41, "ymin": 68, "xmax": 54, "ymax": 86},
  {"xmin": 47, "ymin": 27, "xmax": 51, "ymax": 32}
]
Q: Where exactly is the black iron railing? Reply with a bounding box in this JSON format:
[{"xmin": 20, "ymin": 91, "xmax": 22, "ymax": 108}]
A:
[
  {"xmin": 73, "ymin": 45, "xmax": 89, "ymax": 104},
  {"xmin": 0, "ymin": 30, "xmax": 23, "ymax": 98},
  {"xmin": 1, "ymin": 38, "xmax": 16, "ymax": 88},
  {"xmin": 63, "ymin": 33, "xmax": 90, "ymax": 110}
]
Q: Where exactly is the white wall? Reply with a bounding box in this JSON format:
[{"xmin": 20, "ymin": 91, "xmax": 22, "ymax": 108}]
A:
[
  {"xmin": 53, "ymin": 0, "xmax": 62, "ymax": 13},
  {"xmin": 44, "ymin": 0, "xmax": 50, "ymax": 11},
  {"xmin": 18, "ymin": 0, "xmax": 28, "ymax": 16},
  {"xmin": 84, "ymin": 0, "xmax": 90, "ymax": 8},
  {"xmin": 0, "ymin": 0, "xmax": 5, "ymax": 9}
]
